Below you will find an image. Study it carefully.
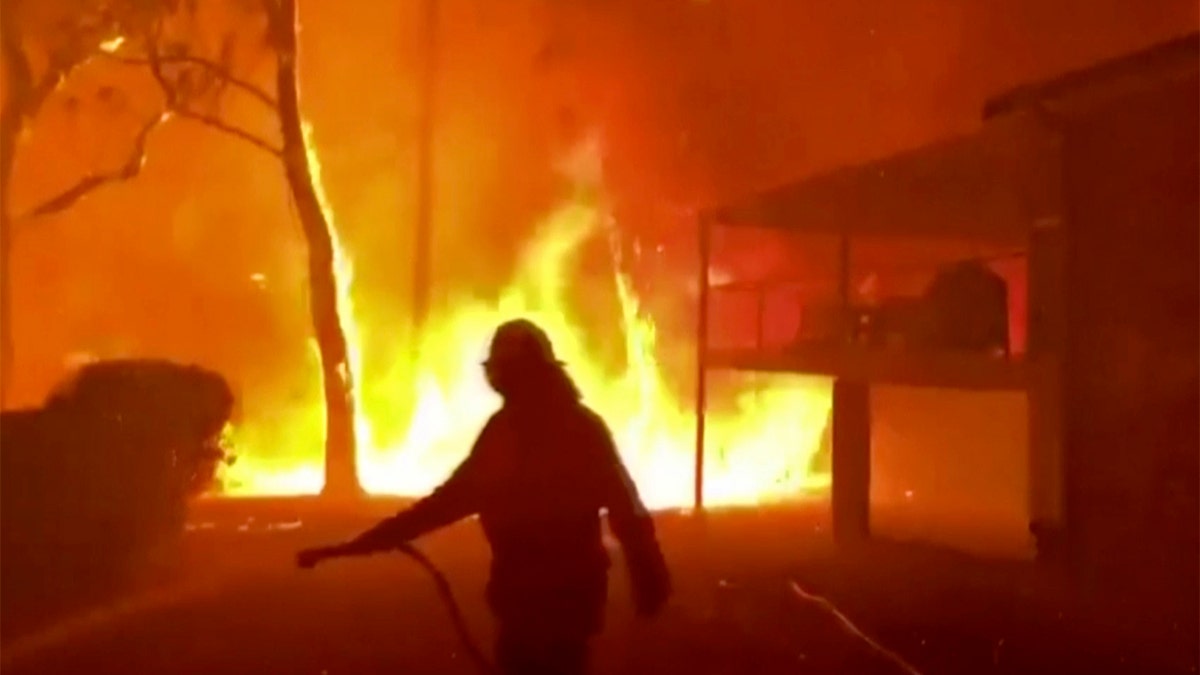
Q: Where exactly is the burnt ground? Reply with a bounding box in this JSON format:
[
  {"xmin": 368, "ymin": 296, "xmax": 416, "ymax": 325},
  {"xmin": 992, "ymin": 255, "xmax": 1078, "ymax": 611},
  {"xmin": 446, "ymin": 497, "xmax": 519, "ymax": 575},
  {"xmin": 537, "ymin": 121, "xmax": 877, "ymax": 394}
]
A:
[{"xmin": 1, "ymin": 502, "xmax": 1196, "ymax": 675}]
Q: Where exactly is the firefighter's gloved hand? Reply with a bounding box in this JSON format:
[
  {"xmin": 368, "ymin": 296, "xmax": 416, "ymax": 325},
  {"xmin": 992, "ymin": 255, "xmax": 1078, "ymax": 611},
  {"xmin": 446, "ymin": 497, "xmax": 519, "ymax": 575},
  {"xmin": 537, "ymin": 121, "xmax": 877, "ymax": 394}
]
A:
[{"xmin": 296, "ymin": 545, "xmax": 344, "ymax": 569}]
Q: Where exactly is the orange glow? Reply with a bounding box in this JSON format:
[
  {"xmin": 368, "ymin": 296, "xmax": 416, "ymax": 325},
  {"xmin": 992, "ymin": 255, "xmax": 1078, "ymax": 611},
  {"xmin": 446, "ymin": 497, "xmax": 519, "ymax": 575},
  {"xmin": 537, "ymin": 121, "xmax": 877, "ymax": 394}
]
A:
[{"xmin": 218, "ymin": 130, "xmax": 831, "ymax": 509}]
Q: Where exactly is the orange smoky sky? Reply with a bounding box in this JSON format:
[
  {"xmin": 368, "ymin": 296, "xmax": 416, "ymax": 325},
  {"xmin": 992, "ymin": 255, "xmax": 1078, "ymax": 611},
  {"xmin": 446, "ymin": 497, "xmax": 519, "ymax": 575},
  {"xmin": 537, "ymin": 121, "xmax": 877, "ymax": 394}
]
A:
[{"xmin": 5, "ymin": 0, "xmax": 1195, "ymax": 414}]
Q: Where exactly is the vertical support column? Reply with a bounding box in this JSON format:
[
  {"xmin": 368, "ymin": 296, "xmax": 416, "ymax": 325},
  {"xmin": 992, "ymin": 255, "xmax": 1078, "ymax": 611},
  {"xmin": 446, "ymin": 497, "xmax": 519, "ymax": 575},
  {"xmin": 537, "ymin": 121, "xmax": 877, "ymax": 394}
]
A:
[
  {"xmin": 754, "ymin": 288, "xmax": 766, "ymax": 350},
  {"xmin": 1028, "ymin": 218, "xmax": 1066, "ymax": 563},
  {"xmin": 832, "ymin": 379, "xmax": 871, "ymax": 545},
  {"xmin": 694, "ymin": 215, "xmax": 712, "ymax": 513},
  {"xmin": 1022, "ymin": 117, "xmax": 1070, "ymax": 569},
  {"xmin": 838, "ymin": 229, "xmax": 851, "ymax": 328}
]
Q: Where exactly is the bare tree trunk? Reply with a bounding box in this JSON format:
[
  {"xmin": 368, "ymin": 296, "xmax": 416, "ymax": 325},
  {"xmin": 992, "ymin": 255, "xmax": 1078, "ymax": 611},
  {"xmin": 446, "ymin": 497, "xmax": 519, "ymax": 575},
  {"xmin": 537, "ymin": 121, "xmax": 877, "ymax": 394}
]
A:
[
  {"xmin": 0, "ymin": 22, "xmax": 34, "ymax": 409},
  {"xmin": 271, "ymin": 0, "xmax": 361, "ymax": 499},
  {"xmin": 0, "ymin": 116, "xmax": 17, "ymax": 409}
]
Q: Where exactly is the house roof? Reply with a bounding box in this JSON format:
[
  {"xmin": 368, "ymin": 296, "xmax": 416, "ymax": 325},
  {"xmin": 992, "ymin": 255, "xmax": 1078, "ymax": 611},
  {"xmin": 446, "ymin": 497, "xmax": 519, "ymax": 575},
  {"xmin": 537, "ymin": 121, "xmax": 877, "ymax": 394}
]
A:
[
  {"xmin": 983, "ymin": 32, "xmax": 1199, "ymax": 119},
  {"xmin": 701, "ymin": 113, "xmax": 1059, "ymax": 241},
  {"xmin": 701, "ymin": 33, "xmax": 1199, "ymax": 240}
]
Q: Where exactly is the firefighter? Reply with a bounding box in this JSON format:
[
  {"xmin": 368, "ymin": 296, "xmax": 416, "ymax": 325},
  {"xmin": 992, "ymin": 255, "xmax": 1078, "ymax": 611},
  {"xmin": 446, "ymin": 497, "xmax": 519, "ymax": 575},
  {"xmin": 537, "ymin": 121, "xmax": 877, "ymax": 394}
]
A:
[{"xmin": 296, "ymin": 319, "xmax": 671, "ymax": 674}]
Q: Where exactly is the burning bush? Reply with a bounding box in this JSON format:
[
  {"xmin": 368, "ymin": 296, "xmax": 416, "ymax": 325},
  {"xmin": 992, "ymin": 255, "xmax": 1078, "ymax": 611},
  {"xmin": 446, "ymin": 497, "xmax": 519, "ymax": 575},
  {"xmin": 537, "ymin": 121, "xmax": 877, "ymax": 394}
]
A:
[{"xmin": 1, "ymin": 359, "xmax": 233, "ymax": 634}]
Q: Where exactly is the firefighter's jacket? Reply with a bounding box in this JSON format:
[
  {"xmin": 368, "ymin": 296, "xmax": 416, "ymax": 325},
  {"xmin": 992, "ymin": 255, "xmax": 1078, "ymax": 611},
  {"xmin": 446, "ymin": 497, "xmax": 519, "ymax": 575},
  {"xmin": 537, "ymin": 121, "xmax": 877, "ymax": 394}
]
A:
[{"xmin": 346, "ymin": 392, "xmax": 671, "ymax": 636}]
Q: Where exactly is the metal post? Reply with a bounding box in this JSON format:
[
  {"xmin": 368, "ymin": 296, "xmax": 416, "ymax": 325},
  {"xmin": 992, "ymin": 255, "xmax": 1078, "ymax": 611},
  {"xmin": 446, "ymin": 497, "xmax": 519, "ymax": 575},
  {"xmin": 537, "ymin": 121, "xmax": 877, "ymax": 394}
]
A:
[
  {"xmin": 838, "ymin": 230, "xmax": 851, "ymax": 342},
  {"xmin": 755, "ymin": 287, "xmax": 766, "ymax": 350},
  {"xmin": 694, "ymin": 215, "xmax": 712, "ymax": 512},
  {"xmin": 412, "ymin": 0, "xmax": 438, "ymax": 337}
]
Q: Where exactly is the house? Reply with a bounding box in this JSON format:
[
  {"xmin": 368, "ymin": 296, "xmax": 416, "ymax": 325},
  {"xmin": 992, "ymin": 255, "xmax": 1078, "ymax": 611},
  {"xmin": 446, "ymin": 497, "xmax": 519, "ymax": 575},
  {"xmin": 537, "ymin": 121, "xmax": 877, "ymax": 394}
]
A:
[{"xmin": 693, "ymin": 33, "xmax": 1198, "ymax": 591}]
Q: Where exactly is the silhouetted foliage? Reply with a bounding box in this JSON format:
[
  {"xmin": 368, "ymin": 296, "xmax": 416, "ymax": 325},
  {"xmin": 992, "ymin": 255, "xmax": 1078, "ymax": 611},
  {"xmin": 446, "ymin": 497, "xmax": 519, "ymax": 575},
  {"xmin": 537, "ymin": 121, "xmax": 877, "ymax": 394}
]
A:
[{"xmin": 0, "ymin": 359, "xmax": 233, "ymax": 638}]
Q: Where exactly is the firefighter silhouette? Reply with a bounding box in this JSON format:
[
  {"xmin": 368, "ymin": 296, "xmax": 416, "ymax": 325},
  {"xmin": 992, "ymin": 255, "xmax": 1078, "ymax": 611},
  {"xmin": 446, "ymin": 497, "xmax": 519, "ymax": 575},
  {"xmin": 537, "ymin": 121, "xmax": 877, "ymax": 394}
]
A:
[{"xmin": 297, "ymin": 319, "xmax": 671, "ymax": 674}]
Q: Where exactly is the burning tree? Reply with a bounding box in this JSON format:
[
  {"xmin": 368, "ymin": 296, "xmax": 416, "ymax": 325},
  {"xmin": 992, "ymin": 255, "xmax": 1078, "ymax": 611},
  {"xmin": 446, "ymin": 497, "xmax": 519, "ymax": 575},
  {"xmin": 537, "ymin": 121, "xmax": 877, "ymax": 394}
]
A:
[{"xmin": 1, "ymin": 0, "xmax": 361, "ymax": 498}]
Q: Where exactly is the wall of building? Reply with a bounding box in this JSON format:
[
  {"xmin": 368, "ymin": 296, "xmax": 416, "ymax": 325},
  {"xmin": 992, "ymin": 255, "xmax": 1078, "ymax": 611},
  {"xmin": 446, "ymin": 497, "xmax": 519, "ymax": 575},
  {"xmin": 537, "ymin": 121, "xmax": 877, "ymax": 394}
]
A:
[{"xmin": 1062, "ymin": 69, "xmax": 1199, "ymax": 598}]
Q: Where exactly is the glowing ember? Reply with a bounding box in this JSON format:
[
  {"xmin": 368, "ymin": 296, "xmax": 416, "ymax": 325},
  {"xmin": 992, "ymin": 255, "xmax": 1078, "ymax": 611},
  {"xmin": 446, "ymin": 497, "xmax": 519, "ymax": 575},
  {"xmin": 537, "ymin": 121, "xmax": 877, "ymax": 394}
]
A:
[
  {"xmin": 98, "ymin": 36, "xmax": 126, "ymax": 54},
  {"xmin": 217, "ymin": 130, "xmax": 831, "ymax": 509}
]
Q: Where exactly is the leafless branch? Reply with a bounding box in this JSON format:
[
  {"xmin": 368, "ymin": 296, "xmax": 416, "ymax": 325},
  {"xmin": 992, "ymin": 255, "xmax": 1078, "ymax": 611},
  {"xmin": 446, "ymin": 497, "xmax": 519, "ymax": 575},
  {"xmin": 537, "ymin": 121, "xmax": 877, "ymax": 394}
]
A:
[
  {"xmin": 173, "ymin": 109, "xmax": 282, "ymax": 155},
  {"xmin": 2, "ymin": 24, "xmax": 63, "ymax": 120},
  {"xmin": 19, "ymin": 107, "xmax": 279, "ymax": 222},
  {"xmin": 141, "ymin": 25, "xmax": 281, "ymax": 157},
  {"xmin": 12, "ymin": 18, "xmax": 282, "ymax": 223},
  {"xmin": 28, "ymin": 71, "xmax": 62, "ymax": 113},
  {"xmin": 146, "ymin": 22, "xmax": 178, "ymax": 109},
  {"xmin": 107, "ymin": 53, "xmax": 278, "ymax": 110},
  {"xmin": 20, "ymin": 113, "xmax": 167, "ymax": 220}
]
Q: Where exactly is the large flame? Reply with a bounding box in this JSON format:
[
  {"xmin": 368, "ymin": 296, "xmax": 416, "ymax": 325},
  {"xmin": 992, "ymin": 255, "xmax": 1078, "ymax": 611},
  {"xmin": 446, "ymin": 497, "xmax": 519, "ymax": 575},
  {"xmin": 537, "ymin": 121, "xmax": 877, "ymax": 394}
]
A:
[{"xmin": 218, "ymin": 129, "xmax": 832, "ymax": 509}]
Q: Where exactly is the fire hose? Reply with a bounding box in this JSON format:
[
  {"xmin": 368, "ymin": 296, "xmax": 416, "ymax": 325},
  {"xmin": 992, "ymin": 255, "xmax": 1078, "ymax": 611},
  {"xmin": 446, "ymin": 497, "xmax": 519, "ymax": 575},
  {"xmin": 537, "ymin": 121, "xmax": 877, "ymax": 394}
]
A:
[
  {"xmin": 393, "ymin": 543, "xmax": 496, "ymax": 674},
  {"xmin": 789, "ymin": 580, "xmax": 925, "ymax": 675}
]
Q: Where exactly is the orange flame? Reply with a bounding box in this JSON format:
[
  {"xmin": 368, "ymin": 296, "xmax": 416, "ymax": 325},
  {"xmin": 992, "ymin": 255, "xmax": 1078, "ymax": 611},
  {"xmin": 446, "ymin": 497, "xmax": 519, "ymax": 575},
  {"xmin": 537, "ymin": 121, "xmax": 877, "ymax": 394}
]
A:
[{"xmin": 218, "ymin": 129, "xmax": 831, "ymax": 509}]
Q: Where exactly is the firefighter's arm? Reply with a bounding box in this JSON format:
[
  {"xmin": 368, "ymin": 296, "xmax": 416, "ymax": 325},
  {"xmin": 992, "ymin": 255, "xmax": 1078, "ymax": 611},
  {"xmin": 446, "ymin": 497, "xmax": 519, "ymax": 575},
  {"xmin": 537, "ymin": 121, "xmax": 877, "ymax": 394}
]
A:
[
  {"xmin": 341, "ymin": 455, "xmax": 481, "ymax": 555},
  {"xmin": 592, "ymin": 417, "xmax": 671, "ymax": 616},
  {"xmin": 297, "ymin": 428, "xmax": 490, "ymax": 567}
]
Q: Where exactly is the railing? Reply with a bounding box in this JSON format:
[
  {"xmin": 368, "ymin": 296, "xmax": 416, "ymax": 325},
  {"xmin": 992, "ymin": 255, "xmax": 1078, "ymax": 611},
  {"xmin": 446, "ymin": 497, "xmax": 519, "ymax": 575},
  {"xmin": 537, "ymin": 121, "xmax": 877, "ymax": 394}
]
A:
[{"xmin": 702, "ymin": 270, "xmax": 1032, "ymax": 391}]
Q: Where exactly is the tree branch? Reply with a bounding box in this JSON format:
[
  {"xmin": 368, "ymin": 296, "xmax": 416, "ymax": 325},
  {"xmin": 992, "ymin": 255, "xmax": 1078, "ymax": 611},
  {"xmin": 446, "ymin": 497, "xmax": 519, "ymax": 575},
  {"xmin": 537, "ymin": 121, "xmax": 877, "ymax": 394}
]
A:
[
  {"xmin": 11, "ymin": 16, "xmax": 283, "ymax": 223},
  {"xmin": 146, "ymin": 21, "xmax": 179, "ymax": 109},
  {"xmin": 0, "ymin": 15, "xmax": 59, "ymax": 121},
  {"xmin": 20, "ymin": 112, "xmax": 168, "ymax": 219},
  {"xmin": 173, "ymin": 109, "xmax": 282, "ymax": 155},
  {"xmin": 141, "ymin": 25, "xmax": 281, "ymax": 157},
  {"xmin": 29, "ymin": 71, "xmax": 63, "ymax": 113},
  {"xmin": 0, "ymin": 14, "xmax": 33, "ymax": 107},
  {"xmin": 108, "ymin": 54, "xmax": 278, "ymax": 110},
  {"xmin": 20, "ymin": 106, "xmax": 281, "ymax": 221}
]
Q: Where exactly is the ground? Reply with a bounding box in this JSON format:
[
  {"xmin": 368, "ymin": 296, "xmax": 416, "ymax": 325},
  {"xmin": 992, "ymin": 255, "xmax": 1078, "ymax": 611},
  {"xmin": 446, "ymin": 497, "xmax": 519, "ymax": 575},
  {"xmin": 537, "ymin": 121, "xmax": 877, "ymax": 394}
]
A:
[{"xmin": 1, "ymin": 503, "xmax": 1195, "ymax": 675}]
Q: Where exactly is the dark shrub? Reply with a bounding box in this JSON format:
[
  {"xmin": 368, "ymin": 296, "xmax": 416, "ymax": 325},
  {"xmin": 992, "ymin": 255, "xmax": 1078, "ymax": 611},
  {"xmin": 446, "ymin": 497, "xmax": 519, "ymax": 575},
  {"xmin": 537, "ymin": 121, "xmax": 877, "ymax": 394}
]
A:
[{"xmin": 1, "ymin": 359, "xmax": 235, "ymax": 638}]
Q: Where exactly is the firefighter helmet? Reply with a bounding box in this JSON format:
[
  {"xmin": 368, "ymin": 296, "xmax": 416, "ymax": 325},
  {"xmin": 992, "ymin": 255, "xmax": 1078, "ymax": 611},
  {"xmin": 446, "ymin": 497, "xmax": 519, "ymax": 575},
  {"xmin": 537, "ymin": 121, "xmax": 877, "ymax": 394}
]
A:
[{"xmin": 484, "ymin": 319, "xmax": 561, "ymax": 367}]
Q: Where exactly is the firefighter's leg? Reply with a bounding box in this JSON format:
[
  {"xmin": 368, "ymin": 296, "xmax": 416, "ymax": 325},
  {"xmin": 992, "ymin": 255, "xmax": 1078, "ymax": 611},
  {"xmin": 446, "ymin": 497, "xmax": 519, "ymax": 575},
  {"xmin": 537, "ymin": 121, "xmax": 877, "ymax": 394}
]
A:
[{"xmin": 495, "ymin": 627, "xmax": 589, "ymax": 675}]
